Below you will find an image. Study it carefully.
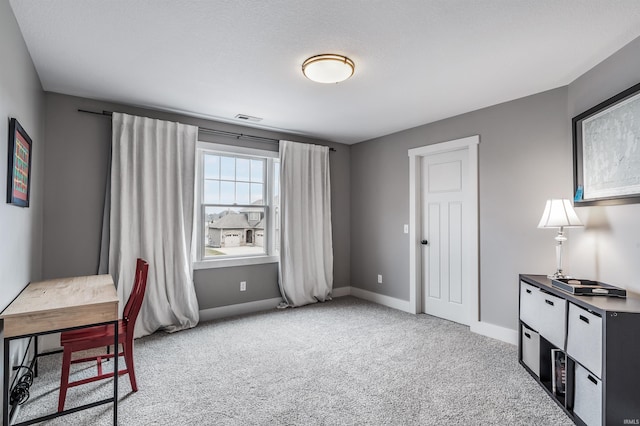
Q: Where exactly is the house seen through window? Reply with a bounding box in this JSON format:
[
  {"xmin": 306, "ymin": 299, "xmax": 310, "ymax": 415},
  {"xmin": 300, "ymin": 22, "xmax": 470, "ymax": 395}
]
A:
[{"xmin": 198, "ymin": 144, "xmax": 279, "ymax": 263}]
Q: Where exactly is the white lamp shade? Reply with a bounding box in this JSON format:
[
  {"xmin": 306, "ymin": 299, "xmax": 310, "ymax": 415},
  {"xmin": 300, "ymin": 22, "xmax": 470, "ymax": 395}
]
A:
[
  {"xmin": 302, "ymin": 54, "xmax": 355, "ymax": 84},
  {"xmin": 537, "ymin": 199, "xmax": 583, "ymax": 228}
]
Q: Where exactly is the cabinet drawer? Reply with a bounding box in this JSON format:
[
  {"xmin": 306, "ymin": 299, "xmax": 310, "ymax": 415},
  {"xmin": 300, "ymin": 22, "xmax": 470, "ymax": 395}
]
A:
[
  {"xmin": 567, "ymin": 303, "xmax": 603, "ymax": 378},
  {"xmin": 521, "ymin": 325, "xmax": 540, "ymax": 377},
  {"xmin": 574, "ymin": 362, "xmax": 602, "ymax": 426},
  {"xmin": 536, "ymin": 291, "xmax": 567, "ymax": 349},
  {"xmin": 519, "ymin": 281, "xmax": 541, "ymax": 330}
]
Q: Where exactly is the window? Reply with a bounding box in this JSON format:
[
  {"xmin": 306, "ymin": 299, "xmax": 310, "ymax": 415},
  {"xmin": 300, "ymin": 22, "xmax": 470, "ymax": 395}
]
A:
[{"xmin": 196, "ymin": 143, "xmax": 279, "ymax": 268}]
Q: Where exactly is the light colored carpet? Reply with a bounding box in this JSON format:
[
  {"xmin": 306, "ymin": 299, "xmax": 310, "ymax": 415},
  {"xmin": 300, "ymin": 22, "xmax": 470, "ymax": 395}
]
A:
[{"xmin": 15, "ymin": 296, "xmax": 572, "ymax": 425}]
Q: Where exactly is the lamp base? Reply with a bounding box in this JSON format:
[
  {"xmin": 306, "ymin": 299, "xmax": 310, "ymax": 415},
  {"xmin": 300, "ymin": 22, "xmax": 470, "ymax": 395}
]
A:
[{"xmin": 547, "ymin": 271, "xmax": 572, "ymax": 280}]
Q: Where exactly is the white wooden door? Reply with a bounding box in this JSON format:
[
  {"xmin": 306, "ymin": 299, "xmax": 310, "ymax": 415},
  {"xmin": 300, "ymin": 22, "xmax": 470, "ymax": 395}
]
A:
[{"xmin": 421, "ymin": 148, "xmax": 470, "ymax": 325}]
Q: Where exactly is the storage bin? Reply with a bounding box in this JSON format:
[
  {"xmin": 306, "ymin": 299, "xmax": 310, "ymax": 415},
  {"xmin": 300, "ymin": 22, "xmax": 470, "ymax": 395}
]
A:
[
  {"xmin": 519, "ymin": 281, "xmax": 540, "ymax": 331},
  {"xmin": 574, "ymin": 362, "xmax": 602, "ymax": 426},
  {"xmin": 535, "ymin": 291, "xmax": 567, "ymax": 349},
  {"xmin": 521, "ymin": 325, "xmax": 540, "ymax": 377},
  {"xmin": 567, "ymin": 303, "xmax": 603, "ymax": 378}
]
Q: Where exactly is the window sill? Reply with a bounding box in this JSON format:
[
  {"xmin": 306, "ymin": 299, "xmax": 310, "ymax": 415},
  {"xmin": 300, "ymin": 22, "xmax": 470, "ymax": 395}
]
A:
[{"xmin": 194, "ymin": 255, "xmax": 279, "ymax": 270}]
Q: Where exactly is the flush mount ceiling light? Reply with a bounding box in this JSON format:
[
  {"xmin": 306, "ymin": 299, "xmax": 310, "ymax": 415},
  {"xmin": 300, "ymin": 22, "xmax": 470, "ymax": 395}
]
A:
[{"xmin": 302, "ymin": 54, "xmax": 355, "ymax": 84}]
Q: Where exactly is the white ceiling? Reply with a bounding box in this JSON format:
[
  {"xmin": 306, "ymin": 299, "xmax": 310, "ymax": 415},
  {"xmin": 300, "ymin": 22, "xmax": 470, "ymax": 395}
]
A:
[{"xmin": 9, "ymin": 1, "xmax": 640, "ymax": 144}]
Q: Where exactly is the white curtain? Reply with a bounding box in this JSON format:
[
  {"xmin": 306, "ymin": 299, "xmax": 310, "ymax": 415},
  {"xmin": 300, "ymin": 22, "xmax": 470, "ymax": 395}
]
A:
[
  {"xmin": 108, "ymin": 112, "xmax": 199, "ymax": 337},
  {"xmin": 278, "ymin": 140, "xmax": 333, "ymax": 307}
]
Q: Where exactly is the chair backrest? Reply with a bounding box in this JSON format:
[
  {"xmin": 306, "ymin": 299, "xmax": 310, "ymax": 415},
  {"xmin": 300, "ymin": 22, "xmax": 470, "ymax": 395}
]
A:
[{"xmin": 123, "ymin": 258, "xmax": 149, "ymax": 326}]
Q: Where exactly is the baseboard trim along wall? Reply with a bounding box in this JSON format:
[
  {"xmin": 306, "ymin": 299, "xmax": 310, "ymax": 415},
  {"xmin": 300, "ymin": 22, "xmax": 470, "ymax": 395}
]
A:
[
  {"xmin": 349, "ymin": 286, "xmax": 414, "ymax": 312},
  {"xmin": 199, "ymin": 297, "xmax": 283, "ymax": 322},
  {"xmin": 331, "ymin": 286, "xmax": 351, "ymax": 298},
  {"xmin": 470, "ymin": 321, "xmax": 519, "ymax": 346},
  {"xmin": 199, "ymin": 287, "xmax": 352, "ymax": 322}
]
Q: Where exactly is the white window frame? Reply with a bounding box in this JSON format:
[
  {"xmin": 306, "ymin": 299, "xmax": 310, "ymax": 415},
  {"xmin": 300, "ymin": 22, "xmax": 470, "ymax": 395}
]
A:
[{"xmin": 194, "ymin": 142, "xmax": 279, "ymax": 269}]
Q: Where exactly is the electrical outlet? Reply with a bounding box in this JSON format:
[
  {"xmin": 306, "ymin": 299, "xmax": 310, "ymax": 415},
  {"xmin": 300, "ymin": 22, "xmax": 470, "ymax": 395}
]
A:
[
  {"xmin": 377, "ymin": 274, "xmax": 382, "ymax": 284},
  {"xmin": 240, "ymin": 281, "xmax": 246, "ymax": 291}
]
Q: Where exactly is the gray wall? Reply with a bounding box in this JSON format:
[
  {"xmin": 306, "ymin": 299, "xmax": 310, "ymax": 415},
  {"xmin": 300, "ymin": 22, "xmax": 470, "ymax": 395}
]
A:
[
  {"xmin": 0, "ymin": 0, "xmax": 45, "ymax": 407},
  {"xmin": 351, "ymin": 87, "xmax": 571, "ymax": 330},
  {"xmin": 351, "ymin": 33, "xmax": 640, "ymax": 331},
  {"xmin": 567, "ymin": 36, "xmax": 640, "ymax": 293},
  {"xmin": 42, "ymin": 93, "xmax": 351, "ymax": 311}
]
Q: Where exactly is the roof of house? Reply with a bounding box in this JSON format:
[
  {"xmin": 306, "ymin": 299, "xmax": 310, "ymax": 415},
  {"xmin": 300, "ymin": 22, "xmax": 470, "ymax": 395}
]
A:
[{"xmin": 209, "ymin": 211, "xmax": 250, "ymax": 229}]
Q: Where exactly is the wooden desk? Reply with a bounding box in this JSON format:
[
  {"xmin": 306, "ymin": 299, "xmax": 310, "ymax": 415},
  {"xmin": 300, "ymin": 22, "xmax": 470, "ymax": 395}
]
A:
[{"xmin": 1, "ymin": 275, "xmax": 119, "ymax": 425}]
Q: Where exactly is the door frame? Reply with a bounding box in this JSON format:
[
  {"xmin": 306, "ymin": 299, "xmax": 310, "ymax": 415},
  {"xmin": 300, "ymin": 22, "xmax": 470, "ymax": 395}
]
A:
[{"xmin": 408, "ymin": 135, "xmax": 479, "ymax": 326}]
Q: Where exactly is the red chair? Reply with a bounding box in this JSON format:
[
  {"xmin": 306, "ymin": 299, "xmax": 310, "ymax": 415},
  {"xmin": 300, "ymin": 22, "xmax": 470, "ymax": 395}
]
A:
[{"xmin": 58, "ymin": 258, "xmax": 149, "ymax": 412}]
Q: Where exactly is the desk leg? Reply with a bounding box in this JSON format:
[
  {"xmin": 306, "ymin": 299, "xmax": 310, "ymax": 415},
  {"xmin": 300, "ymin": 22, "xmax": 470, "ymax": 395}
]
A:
[
  {"xmin": 113, "ymin": 321, "xmax": 118, "ymax": 426},
  {"xmin": 3, "ymin": 338, "xmax": 9, "ymax": 426},
  {"xmin": 33, "ymin": 337, "xmax": 38, "ymax": 378}
]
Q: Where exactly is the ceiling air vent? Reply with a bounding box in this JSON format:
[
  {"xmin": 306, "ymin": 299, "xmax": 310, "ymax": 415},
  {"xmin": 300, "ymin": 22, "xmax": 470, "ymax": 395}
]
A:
[{"xmin": 234, "ymin": 114, "xmax": 263, "ymax": 123}]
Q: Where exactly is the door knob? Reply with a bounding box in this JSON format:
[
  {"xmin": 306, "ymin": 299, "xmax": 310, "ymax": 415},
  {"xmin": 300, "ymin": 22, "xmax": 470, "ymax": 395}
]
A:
[{"xmin": 421, "ymin": 240, "xmax": 429, "ymax": 245}]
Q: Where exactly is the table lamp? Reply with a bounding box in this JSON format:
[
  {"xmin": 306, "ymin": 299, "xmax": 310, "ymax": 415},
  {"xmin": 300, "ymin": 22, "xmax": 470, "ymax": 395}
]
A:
[{"xmin": 538, "ymin": 199, "xmax": 583, "ymax": 279}]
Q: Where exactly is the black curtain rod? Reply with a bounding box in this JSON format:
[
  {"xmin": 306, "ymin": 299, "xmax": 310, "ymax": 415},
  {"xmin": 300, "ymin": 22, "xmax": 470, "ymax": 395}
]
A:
[{"xmin": 77, "ymin": 109, "xmax": 336, "ymax": 151}]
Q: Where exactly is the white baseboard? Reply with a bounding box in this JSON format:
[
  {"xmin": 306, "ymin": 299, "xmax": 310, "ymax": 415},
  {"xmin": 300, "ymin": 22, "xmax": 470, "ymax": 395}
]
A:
[
  {"xmin": 349, "ymin": 286, "xmax": 413, "ymax": 313},
  {"xmin": 200, "ymin": 288, "xmax": 352, "ymax": 322},
  {"xmin": 199, "ymin": 297, "xmax": 283, "ymax": 322},
  {"xmin": 471, "ymin": 321, "xmax": 518, "ymax": 345},
  {"xmin": 331, "ymin": 286, "xmax": 351, "ymax": 298}
]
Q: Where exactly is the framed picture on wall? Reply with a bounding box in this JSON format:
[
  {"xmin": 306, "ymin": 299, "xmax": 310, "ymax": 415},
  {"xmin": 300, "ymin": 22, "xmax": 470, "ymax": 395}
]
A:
[
  {"xmin": 6, "ymin": 118, "xmax": 33, "ymax": 207},
  {"xmin": 573, "ymin": 81, "xmax": 640, "ymax": 206}
]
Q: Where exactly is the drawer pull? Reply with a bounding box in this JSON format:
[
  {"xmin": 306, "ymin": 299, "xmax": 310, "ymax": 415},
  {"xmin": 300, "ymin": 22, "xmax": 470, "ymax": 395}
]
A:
[
  {"xmin": 579, "ymin": 315, "xmax": 590, "ymax": 324},
  {"xmin": 545, "ymin": 299, "xmax": 554, "ymax": 306},
  {"xmin": 587, "ymin": 374, "xmax": 598, "ymax": 385},
  {"xmin": 524, "ymin": 332, "xmax": 531, "ymax": 339},
  {"xmin": 526, "ymin": 289, "xmax": 532, "ymax": 294}
]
